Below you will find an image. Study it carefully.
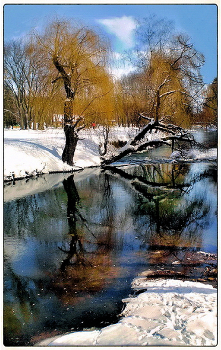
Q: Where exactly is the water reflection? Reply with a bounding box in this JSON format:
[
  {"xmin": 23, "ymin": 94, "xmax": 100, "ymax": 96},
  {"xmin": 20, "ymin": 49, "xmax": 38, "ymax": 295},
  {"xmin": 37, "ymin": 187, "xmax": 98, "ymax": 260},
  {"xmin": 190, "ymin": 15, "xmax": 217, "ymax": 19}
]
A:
[
  {"xmin": 4, "ymin": 161, "xmax": 217, "ymax": 345},
  {"xmin": 50, "ymin": 175, "xmax": 121, "ymax": 304},
  {"xmin": 105, "ymin": 163, "xmax": 213, "ymax": 249}
]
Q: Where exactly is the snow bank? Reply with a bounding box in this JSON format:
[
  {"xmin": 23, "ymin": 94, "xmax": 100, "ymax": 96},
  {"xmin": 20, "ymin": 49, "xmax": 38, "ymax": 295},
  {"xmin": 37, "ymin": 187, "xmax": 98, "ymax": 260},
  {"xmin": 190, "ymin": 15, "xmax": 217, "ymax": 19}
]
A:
[
  {"xmin": 36, "ymin": 278, "xmax": 217, "ymax": 346},
  {"xmin": 170, "ymin": 148, "xmax": 217, "ymax": 161},
  {"xmin": 4, "ymin": 127, "xmax": 139, "ymax": 181},
  {"xmin": 4, "ymin": 129, "xmax": 74, "ymax": 180},
  {"xmin": 4, "ymin": 127, "xmax": 217, "ymax": 181},
  {"xmin": 4, "ymin": 128, "xmax": 100, "ymax": 180}
]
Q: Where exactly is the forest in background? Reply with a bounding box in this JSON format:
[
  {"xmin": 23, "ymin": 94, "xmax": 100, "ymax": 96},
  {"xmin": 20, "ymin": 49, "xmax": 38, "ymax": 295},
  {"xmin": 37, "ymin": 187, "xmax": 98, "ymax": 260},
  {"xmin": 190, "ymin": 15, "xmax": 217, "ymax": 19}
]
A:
[{"xmin": 4, "ymin": 15, "xmax": 217, "ymax": 130}]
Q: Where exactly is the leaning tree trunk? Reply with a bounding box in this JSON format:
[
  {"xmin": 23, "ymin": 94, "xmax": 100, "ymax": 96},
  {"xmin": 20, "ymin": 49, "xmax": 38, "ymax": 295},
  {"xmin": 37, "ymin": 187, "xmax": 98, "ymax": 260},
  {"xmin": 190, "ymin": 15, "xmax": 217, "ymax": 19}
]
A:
[{"xmin": 100, "ymin": 114, "xmax": 195, "ymax": 167}]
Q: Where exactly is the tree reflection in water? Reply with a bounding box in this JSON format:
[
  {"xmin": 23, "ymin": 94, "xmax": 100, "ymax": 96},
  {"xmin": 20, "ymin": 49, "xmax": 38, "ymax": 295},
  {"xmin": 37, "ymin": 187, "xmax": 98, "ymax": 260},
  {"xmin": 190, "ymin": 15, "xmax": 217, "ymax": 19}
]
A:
[
  {"xmin": 50, "ymin": 174, "xmax": 121, "ymax": 305},
  {"xmin": 56, "ymin": 163, "xmax": 216, "ymax": 288},
  {"xmin": 3, "ymin": 161, "xmax": 217, "ymax": 346},
  {"xmin": 104, "ymin": 163, "xmax": 215, "ymax": 278},
  {"xmin": 59, "ymin": 176, "xmax": 86, "ymax": 271}
]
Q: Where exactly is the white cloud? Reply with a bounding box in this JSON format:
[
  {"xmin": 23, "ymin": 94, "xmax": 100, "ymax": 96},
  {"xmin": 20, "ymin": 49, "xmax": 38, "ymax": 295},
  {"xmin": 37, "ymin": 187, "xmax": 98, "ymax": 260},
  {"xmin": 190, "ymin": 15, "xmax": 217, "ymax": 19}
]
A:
[
  {"xmin": 110, "ymin": 66, "xmax": 136, "ymax": 80},
  {"xmin": 109, "ymin": 51, "xmax": 136, "ymax": 80},
  {"xmin": 98, "ymin": 16, "xmax": 137, "ymax": 48}
]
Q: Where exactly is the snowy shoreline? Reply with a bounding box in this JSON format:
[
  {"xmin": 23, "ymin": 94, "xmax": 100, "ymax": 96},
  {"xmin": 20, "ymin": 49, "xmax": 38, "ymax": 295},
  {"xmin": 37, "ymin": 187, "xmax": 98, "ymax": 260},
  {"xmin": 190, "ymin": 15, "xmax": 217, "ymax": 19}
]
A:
[
  {"xmin": 4, "ymin": 127, "xmax": 138, "ymax": 181},
  {"xmin": 4, "ymin": 128, "xmax": 100, "ymax": 181},
  {"xmin": 36, "ymin": 277, "xmax": 217, "ymax": 347},
  {"xmin": 4, "ymin": 127, "xmax": 217, "ymax": 182}
]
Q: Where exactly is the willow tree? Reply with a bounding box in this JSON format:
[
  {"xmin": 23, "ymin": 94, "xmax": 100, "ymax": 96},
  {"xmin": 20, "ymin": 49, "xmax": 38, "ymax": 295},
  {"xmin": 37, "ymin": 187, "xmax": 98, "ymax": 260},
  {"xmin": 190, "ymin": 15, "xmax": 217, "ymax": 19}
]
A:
[
  {"xmin": 101, "ymin": 17, "xmax": 205, "ymax": 166},
  {"xmin": 124, "ymin": 16, "xmax": 205, "ymax": 127},
  {"xmin": 36, "ymin": 19, "xmax": 114, "ymax": 166},
  {"xmin": 200, "ymin": 77, "xmax": 218, "ymax": 127},
  {"xmin": 139, "ymin": 48, "xmax": 194, "ymax": 127}
]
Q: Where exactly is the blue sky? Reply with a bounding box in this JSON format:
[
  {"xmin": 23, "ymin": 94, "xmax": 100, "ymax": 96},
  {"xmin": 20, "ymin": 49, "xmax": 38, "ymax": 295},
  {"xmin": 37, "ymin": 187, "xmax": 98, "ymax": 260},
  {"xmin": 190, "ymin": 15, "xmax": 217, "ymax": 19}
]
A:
[{"xmin": 4, "ymin": 3, "xmax": 217, "ymax": 84}]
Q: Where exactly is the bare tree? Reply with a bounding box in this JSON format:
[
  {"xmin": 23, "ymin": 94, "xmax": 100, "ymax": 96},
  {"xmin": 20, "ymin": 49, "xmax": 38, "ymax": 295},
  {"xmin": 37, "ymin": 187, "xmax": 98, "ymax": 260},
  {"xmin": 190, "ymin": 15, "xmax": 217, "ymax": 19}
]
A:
[
  {"xmin": 4, "ymin": 40, "xmax": 32, "ymax": 129},
  {"xmin": 199, "ymin": 77, "xmax": 218, "ymax": 127},
  {"xmin": 4, "ymin": 39, "xmax": 59, "ymax": 129},
  {"xmin": 3, "ymin": 82, "xmax": 18, "ymax": 127}
]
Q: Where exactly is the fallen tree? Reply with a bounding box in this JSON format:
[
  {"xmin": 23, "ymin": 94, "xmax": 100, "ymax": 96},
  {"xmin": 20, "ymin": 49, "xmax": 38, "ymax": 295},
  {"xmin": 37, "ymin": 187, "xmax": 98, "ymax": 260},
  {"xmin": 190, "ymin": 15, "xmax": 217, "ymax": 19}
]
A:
[{"xmin": 100, "ymin": 114, "xmax": 195, "ymax": 167}]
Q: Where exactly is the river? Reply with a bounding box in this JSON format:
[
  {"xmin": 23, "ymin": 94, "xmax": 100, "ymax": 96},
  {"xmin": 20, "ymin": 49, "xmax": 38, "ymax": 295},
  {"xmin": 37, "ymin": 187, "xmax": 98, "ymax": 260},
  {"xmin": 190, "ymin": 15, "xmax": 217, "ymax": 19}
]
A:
[{"xmin": 3, "ymin": 130, "xmax": 217, "ymax": 346}]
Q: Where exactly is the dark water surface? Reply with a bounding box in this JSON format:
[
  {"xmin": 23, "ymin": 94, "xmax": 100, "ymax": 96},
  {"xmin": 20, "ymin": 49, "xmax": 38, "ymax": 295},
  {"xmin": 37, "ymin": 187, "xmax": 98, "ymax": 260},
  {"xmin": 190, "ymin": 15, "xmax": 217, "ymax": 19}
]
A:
[{"xmin": 4, "ymin": 131, "xmax": 217, "ymax": 346}]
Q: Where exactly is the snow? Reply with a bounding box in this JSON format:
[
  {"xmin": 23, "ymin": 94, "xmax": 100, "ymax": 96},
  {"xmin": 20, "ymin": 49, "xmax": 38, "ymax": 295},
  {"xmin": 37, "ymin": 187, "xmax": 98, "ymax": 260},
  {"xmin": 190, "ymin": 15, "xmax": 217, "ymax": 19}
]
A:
[
  {"xmin": 36, "ymin": 278, "xmax": 217, "ymax": 346},
  {"xmin": 4, "ymin": 128, "xmax": 100, "ymax": 180},
  {"xmin": 4, "ymin": 127, "xmax": 138, "ymax": 181},
  {"xmin": 170, "ymin": 148, "xmax": 217, "ymax": 161},
  {"xmin": 4, "ymin": 126, "xmax": 217, "ymax": 182}
]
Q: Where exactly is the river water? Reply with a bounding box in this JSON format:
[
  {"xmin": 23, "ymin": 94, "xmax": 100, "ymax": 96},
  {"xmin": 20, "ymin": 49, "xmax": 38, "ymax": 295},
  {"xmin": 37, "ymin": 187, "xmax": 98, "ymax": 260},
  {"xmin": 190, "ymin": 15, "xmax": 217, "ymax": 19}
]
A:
[{"xmin": 3, "ymin": 130, "xmax": 217, "ymax": 346}]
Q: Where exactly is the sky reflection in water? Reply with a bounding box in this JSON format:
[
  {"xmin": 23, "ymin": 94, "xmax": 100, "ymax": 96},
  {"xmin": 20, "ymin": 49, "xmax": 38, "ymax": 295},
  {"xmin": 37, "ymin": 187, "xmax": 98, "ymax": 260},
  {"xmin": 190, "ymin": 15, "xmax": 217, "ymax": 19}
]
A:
[{"xmin": 3, "ymin": 158, "xmax": 217, "ymax": 346}]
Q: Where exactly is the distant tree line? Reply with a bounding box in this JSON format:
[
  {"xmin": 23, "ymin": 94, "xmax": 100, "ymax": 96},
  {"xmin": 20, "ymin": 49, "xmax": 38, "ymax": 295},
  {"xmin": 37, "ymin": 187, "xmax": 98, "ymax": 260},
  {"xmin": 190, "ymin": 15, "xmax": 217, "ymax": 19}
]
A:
[{"xmin": 4, "ymin": 15, "xmax": 217, "ymax": 129}]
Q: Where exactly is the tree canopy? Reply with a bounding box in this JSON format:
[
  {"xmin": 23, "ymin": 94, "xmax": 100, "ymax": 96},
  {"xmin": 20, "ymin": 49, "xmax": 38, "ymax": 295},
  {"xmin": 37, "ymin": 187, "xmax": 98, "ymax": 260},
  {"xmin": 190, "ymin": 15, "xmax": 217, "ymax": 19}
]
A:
[
  {"xmin": 35, "ymin": 19, "xmax": 115, "ymax": 127},
  {"xmin": 121, "ymin": 16, "xmax": 205, "ymax": 127},
  {"xmin": 200, "ymin": 77, "xmax": 218, "ymax": 126},
  {"xmin": 3, "ymin": 15, "xmax": 215, "ymax": 130}
]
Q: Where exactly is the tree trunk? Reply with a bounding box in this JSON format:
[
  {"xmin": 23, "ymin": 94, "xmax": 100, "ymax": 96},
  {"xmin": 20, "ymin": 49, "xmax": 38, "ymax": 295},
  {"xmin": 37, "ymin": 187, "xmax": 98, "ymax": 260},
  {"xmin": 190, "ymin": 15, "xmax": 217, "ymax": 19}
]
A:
[
  {"xmin": 61, "ymin": 98, "xmax": 78, "ymax": 166},
  {"xmin": 101, "ymin": 116, "xmax": 195, "ymax": 167},
  {"xmin": 64, "ymin": 98, "xmax": 73, "ymax": 124},
  {"xmin": 52, "ymin": 54, "xmax": 81, "ymax": 166},
  {"xmin": 62, "ymin": 124, "xmax": 79, "ymax": 166},
  {"xmin": 155, "ymin": 90, "xmax": 160, "ymax": 124}
]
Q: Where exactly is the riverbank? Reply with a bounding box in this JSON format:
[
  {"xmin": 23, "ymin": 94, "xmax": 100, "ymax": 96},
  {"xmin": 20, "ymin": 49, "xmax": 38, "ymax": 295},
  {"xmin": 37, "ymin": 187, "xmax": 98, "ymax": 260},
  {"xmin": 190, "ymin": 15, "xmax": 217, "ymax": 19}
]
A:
[
  {"xmin": 36, "ymin": 275, "xmax": 217, "ymax": 346},
  {"xmin": 4, "ymin": 127, "xmax": 138, "ymax": 181},
  {"xmin": 4, "ymin": 127, "xmax": 217, "ymax": 181},
  {"xmin": 35, "ymin": 249, "xmax": 217, "ymax": 346}
]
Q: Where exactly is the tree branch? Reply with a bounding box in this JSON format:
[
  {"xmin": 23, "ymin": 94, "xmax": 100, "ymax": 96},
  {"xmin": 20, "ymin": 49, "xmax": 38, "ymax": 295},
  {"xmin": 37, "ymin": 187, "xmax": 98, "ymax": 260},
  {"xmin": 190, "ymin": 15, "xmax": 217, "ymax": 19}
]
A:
[
  {"xmin": 52, "ymin": 55, "xmax": 75, "ymax": 99},
  {"xmin": 101, "ymin": 116, "xmax": 195, "ymax": 167},
  {"xmin": 159, "ymin": 90, "xmax": 177, "ymax": 98}
]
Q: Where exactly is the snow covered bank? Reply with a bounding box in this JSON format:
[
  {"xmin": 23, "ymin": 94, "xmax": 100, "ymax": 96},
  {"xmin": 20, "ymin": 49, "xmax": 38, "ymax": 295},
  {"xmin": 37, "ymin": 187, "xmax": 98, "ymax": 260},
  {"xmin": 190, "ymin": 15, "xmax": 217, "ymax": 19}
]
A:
[
  {"xmin": 4, "ymin": 127, "xmax": 138, "ymax": 181},
  {"xmin": 4, "ymin": 128, "xmax": 99, "ymax": 180},
  {"xmin": 4, "ymin": 127, "xmax": 217, "ymax": 181},
  {"xmin": 36, "ymin": 278, "xmax": 217, "ymax": 346}
]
